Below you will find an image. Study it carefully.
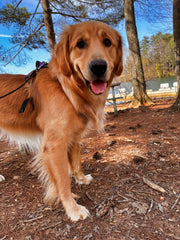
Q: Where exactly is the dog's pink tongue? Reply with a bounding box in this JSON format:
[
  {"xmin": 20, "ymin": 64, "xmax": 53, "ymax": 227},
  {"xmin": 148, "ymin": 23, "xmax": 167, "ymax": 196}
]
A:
[{"xmin": 90, "ymin": 81, "xmax": 107, "ymax": 94}]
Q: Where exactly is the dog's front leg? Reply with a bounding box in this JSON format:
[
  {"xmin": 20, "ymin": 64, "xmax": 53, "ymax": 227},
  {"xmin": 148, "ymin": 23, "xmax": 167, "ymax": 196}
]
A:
[
  {"xmin": 69, "ymin": 142, "xmax": 93, "ymax": 185},
  {"xmin": 41, "ymin": 137, "xmax": 90, "ymax": 221}
]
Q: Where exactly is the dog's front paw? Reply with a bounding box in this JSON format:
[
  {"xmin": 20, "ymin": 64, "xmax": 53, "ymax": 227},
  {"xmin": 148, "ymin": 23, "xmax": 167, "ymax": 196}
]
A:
[
  {"xmin": 68, "ymin": 204, "xmax": 90, "ymax": 221},
  {"xmin": 0, "ymin": 175, "xmax": 5, "ymax": 182},
  {"xmin": 75, "ymin": 174, "xmax": 93, "ymax": 185}
]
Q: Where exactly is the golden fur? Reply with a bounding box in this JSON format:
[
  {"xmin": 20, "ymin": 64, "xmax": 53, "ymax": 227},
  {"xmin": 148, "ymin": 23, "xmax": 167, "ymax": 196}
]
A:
[{"xmin": 0, "ymin": 21, "xmax": 123, "ymax": 221}]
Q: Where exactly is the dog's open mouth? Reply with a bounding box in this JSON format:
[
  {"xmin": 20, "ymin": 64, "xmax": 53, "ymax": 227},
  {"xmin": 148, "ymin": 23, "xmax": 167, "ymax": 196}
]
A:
[
  {"xmin": 77, "ymin": 66, "xmax": 108, "ymax": 95},
  {"xmin": 90, "ymin": 80, "xmax": 108, "ymax": 95}
]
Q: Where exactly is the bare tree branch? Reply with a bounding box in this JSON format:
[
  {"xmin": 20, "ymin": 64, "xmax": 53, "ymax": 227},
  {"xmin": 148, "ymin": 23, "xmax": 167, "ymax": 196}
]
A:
[
  {"xmin": 49, "ymin": 2, "xmax": 81, "ymax": 21},
  {"xmin": 14, "ymin": 0, "xmax": 23, "ymax": 11},
  {"xmin": 29, "ymin": 0, "xmax": 41, "ymax": 26},
  {"xmin": 4, "ymin": 23, "xmax": 45, "ymax": 66},
  {"xmin": 77, "ymin": 0, "xmax": 115, "ymax": 5}
]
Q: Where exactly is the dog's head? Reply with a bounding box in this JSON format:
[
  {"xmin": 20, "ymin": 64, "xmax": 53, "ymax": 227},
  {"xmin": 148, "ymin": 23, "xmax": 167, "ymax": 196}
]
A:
[{"xmin": 50, "ymin": 21, "xmax": 123, "ymax": 95}]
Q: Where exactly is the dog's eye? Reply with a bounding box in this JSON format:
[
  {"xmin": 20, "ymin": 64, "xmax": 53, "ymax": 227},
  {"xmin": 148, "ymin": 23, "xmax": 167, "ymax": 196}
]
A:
[
  {"xmin": 103, "ymin": 38, "xmax": 112, "ymax": 47},
  {"xmin": 77, "ymin": 40, "xmax": 86, "ymax": 49}
]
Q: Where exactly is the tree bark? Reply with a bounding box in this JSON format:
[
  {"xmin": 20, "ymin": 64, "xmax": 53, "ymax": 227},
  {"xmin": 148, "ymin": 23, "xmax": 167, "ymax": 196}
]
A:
[
  {"xmin": 124, "ymin": 0, "xmax": 153, "ymax": 107},
  {"xmin": 172, "ymin": 0, "xmax": 180, "ymax": 109},
  {"xmin": 41, "ymin": 0, "xmax": 56, "ymax": 56}
]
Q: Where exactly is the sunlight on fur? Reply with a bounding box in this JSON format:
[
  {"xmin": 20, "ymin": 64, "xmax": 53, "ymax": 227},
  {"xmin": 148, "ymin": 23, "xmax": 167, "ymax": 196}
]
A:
[{"xmin": 0, "ymin": 21, "xmax": 123, "ymax": 221}]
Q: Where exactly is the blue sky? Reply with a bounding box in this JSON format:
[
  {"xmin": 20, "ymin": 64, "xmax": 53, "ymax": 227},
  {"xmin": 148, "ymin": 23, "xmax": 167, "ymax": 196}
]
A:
[{"xmin": 0, "ymin": 0, "xmax": 173, "ymax": 75}]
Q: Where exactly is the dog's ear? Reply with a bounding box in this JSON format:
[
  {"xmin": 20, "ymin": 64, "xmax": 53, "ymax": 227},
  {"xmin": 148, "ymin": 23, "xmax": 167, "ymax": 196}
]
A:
[
  {"xmin": 49, "ymin": 28, "xmax": 72, "ymax": 77},
  {"xmin": 114, "ymin": 34, "xmax": 123, "ymax": 76}
]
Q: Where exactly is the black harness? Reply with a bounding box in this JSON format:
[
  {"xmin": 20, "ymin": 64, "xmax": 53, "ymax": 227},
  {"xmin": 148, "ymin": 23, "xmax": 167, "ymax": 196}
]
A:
[{"xmin": 0, "ymin": 61, "xmax": 48, "ymax": 113}]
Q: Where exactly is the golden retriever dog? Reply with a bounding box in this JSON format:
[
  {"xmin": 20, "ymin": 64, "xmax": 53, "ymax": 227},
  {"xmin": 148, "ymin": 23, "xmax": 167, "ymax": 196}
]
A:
[{"xmin": 0, "ymin": 21, "xmax": 123, "ymax": 221}]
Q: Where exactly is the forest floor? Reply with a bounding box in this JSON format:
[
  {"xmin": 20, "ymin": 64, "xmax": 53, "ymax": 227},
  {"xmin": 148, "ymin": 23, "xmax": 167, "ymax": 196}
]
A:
[{"xmin": 0, "ymin": 97, "xmax": 180, "ymax": 240}]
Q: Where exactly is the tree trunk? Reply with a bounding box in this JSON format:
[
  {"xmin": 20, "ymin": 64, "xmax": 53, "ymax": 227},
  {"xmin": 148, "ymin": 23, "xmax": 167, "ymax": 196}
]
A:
[
  {"xmin": 41, "ymin": 0, "xmax": 56, "ymax": 56},
  {"xmin": 124, "ymin": 0, "xmax": 153, "ymax": 107},
  {"xmin": 172, "ymin": 0, "xmax": 180, "ymax": 109}
]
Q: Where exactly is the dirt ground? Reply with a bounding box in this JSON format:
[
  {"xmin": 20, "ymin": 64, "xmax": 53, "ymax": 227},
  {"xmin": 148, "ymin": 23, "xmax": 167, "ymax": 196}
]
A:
[{"xmin": 0, "ymin": 98, "xmax": 180, "ymax": 240}]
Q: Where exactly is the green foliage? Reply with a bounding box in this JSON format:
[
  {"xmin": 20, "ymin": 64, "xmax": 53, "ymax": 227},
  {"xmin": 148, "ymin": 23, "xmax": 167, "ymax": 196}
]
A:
[
  {"xmin": 10, "ymin": 29, "xmax": 47, "ymax": 50},
  {"xmin": 0, "ymin": 1, "xmax": 49, "ymax": 65},
  {"xmin": 0, "ymin": 3, "xmax": 30, "ymax": 26},
  {"xmin": 0, "ymin": 0, "xmax": 125, "ymax": 66},
  {"xmin": 140, "ymin": 32, "xmax": 175, "ymax": 79},
  {"xmin": 74, "ymin": 5, "xmax": 88, "ymax": 18},
  {"xmin": 141, "ymin": 36, "xmax": 150, "ymax": 56},
  {"xmin": 155, "ymin": 63, "xmax": 163, "ymax": 78},
  {"xmin": 0, "ymin": 2, "xmax": 47, "ymax": 50}
]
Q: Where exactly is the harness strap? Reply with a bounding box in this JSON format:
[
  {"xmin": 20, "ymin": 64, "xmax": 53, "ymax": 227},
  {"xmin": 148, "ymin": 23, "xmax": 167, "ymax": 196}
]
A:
[
  {"xmin": 19, "ymin": 61, "xmax": 48, "ymax": 113},
  {"xmin": 18, "ymin": 97, "xmax": 34, "ymax": 113},
  {"xmin": 0, "ymin": 61, "xmax": 48, "ymax": 113}
]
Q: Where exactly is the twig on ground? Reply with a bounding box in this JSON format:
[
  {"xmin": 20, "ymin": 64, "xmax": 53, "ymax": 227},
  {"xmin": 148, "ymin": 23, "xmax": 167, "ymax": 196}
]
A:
[
  {"xmin": 143, "ymin": 177, "xmax": 167, "ymax": 193},
  {"xmin": 78, "ymin": 185, "xmax": 85, "ymax": 201},
  {"xmin": 24, "ymin": 214, "xmax": 44, "ymax": 222},
  {"xmin": 85, "ymin": 191, "xmax": 94, "ymax": 202},
  {"xmin": 117, "ymin": 193, "xmax": 129, "ymax": 201},
  {"xmin": 147, "ymin": 199, "xmax": 154, "ymax": 213},
  {"xmin": 0, "ymin": 236, "xmax": 7, "ymax": 240},
  {"xmin": 95, "ymin": 197, "xmax": 116, "ymax": 218},
  {"xmin": 171, "ymin": 194, "xmax": 180, "ymax": 210},
  {"xmin": 0, "ymin": 174, "xmax": 5, "ymax": 182},
  {"xmin": 125, "ymin": 194, "xmax": 139, "ymax": 201},
  {"xmin": 40, "ymin": 222, "xmax": 61, "ymax": 231}
]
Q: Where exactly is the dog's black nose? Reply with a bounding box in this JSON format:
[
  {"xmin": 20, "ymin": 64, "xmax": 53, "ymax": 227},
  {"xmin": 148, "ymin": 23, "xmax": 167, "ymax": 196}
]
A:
[{"xmin": 89, "ymin": 60, "xmax": 107, "ymax": 77}]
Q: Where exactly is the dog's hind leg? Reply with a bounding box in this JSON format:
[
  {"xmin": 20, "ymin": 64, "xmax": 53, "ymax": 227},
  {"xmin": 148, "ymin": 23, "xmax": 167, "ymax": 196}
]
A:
[{"xmin": 68, "ymin": 142, "xmax": 93, "ymax": 185}]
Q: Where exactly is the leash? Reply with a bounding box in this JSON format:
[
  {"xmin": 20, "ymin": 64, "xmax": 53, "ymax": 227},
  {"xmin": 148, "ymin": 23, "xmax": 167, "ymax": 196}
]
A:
[
  {"xmin": 0, "ymin": 61, "xmax": 48, "ymax": 113},
  {"xmin": 0, "ymin": 81, "xmax": 27, "ymax": 99}
]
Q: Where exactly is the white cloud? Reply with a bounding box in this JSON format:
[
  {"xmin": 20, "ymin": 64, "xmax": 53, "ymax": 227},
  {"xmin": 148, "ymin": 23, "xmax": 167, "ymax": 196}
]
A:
[{"xmin": 0, "ymin": 34, "xmax": 12, "ymax": 38}]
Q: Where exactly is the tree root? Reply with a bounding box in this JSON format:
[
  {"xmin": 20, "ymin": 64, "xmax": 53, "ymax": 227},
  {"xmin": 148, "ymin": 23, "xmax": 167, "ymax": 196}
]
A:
[{"xmin": 129, "ymin": 97, "xmax": 154, "ymax": 108}]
